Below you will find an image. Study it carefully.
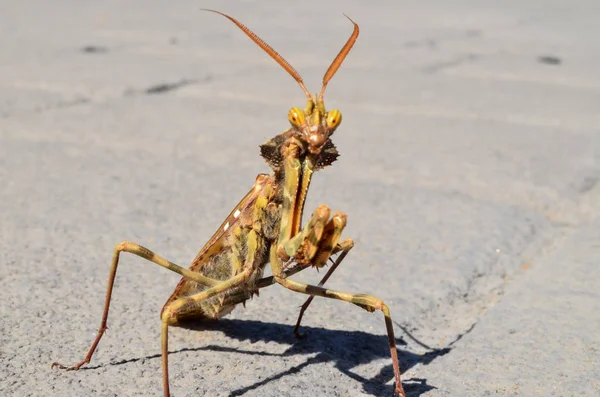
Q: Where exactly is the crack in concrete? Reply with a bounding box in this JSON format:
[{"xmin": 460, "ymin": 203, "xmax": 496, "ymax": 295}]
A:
[
  {"xmin": 1, "ymin": 97, "xmax": 90, "ymax": 119},
  {"xmin": 144, "ymin": 78, "xmax": 198, "ymax": 95},
  {"xmin": 422, "ymin": 53, "xmax": 480, "ymax": 74},
  {"xmin": 1, "ymin": 75, "xmax": 213, "ymax": 119}
]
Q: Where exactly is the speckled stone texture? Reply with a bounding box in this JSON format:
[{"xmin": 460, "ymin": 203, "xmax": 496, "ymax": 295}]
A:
[{"xmin": 1, "ymin": 1, "xmax": 599, "ymax": 396}]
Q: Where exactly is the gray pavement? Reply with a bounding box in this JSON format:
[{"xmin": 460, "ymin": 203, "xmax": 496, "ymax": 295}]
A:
[{"xmin": 1, "ymin": 1, "xmax": 599, "ymax": 396}]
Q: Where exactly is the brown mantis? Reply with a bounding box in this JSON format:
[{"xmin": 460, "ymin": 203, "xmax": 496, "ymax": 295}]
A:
[{"xmin": 51, "ymin": 10, "xmax": 406, "ymax": 397}]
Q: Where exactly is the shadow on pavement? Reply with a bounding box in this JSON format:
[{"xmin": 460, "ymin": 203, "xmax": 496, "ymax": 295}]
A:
[
  {"xmin": 82, "ymin": 318, "xmax": 448, "ymax": 396},
  {"xmin": 183, "ymin": 319, "xmax": 446, "ymax": 396}
]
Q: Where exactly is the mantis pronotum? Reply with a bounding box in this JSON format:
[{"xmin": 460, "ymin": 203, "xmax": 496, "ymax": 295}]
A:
[{"xmin": 52, "ymin": 10, "xmax": 406, "ymax": 397}]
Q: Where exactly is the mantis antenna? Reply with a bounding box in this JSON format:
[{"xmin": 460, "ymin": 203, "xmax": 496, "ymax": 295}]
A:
[{"xmin": 203, "ymin": 10, "xmax": 359, "ymax": 105}]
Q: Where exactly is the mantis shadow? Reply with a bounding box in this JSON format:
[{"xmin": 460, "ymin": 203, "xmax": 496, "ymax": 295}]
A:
[
  {"xmin": 177, "ymin": 319, "xmax": 447, "ymax": 397},
  {"xmin": 84, "ymin": 318, "xmax": 447, "ymax": 396}
]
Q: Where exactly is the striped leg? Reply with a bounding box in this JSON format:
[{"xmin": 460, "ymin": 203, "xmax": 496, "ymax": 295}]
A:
[
  {"xmin": 51, "ymin": 242, "xmax": 221, "ymax": 372},
  {"xmin": 159, "ymin": 267, "xmax": 256, "ymax": 397},
  {"xmin": 271, "ymin": 247, "xmax": 406, "ymax": 397},
  {"xmin": 159, "ymin": 228, "xmax": 262, "ymax": 397},
  {"xmin": 293, "ymin": 238, "xmax": 354, "ymax": 337}
]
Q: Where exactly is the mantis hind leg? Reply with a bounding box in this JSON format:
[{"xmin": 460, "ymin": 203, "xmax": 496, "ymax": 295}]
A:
[
  {"xmin": 271, "ymin": 247, "xmax": 406, "ymax": 397},
  {"xmin": 51, "ymin": 242, "xmax": 221, "ymax": 372},
  {"xmin": 281, "ymin": 278, "xmax": 404, "ymax": 396},
  {"xmin": 161, "ymin": 286, "xmax": 251, "ymax": 396},
  {"xmin": 159, "ymin": 269, "xmax": 255, "ymax": 397},
  {"xmin": 159, "ymin": 229, "xmax": 262, "ymax": 397}
]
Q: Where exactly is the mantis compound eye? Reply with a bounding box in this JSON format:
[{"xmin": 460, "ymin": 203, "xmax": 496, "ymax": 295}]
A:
[
  {"xmin": 288, "ymin": 107, "xmax": 306, "ymax": 127},
  {"xmin": 326, "ymin": 109, "xmax": 342, "ymax": 129}
]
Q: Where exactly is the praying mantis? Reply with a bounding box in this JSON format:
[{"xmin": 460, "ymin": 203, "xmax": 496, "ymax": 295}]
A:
[{"xmin": 52, "ymin": 10, "xmax": 406, "ymax": 397}]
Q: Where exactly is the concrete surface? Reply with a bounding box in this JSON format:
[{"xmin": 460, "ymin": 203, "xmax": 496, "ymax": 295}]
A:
[{"xmin": 1, "ymin": 1, "xmax": 599, "ymax": 396}]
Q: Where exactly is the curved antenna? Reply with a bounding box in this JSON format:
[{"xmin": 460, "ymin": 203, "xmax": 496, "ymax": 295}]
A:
[
  {"xmin": 203, "ymin": 9, "xmax": 312, "ymax": 102},
  {"xmin": 318, "ymin": 15, "xmax": 359, "ymax": 103}
]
